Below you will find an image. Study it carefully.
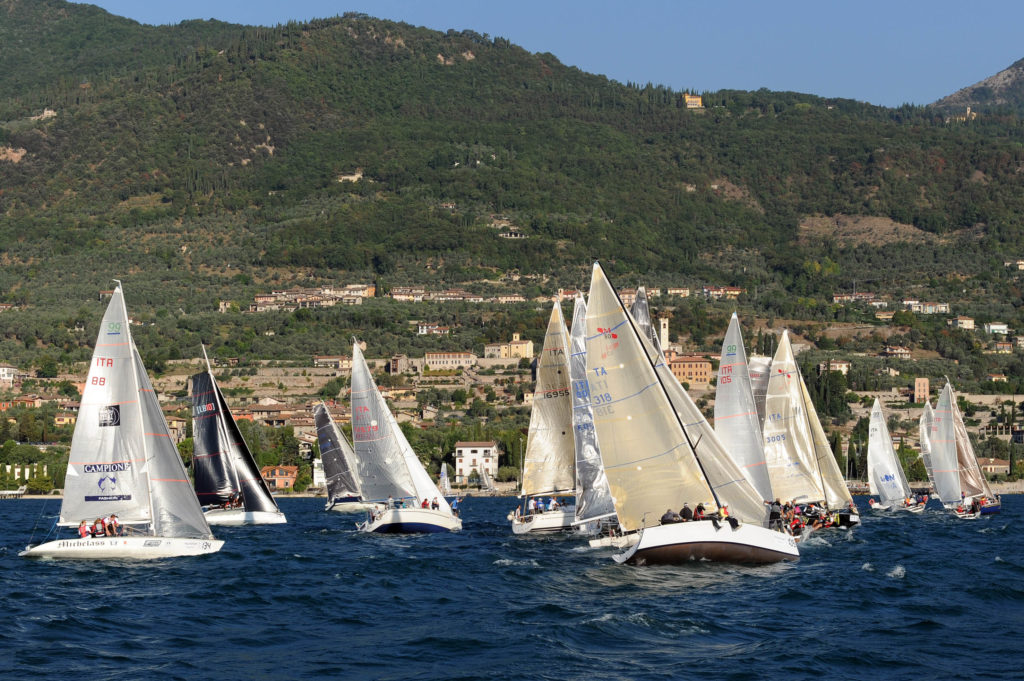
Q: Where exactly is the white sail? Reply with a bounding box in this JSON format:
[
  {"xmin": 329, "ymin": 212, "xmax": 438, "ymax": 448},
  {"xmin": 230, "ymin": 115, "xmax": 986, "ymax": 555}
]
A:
[
  {"xmin": 929, "ymin": 383, "xmax": 965, "ymax": 504},
  {"xmin": 629, "ymin": 286, "xmax": 663, "ymax": 357},
  {"xmin": 715, "ymin": 313, "xmax": 773, "ymax": 502},
  {"xmin": 868, "ymin": 399, "xmax": 912, "ymax": 506},
  {"xmin": 801, "ymin": 378, "xmax": 853, "ymax": 508},
  {"xmin": 350, "ymin": 343, "xmax": 450, "ymax": 512},
  {"xmin": 59, "ymin": 285, "xmax": 213, "ymax": 539},
  {"xmin": 569, "ymin": 294, "xmax": 617, "ymax": 524},
  {"xmin": 520, "ymin": 301, "xmax": 575, "ymax": 497},
  {"xmin": 949, "ymin": 384, "xmax": 995, "ymax": 500},
  {"xmin": 585, "ymin": 263, "xmax": 717, "ymax": 531},
  {"xmin": 748, "ymin": 354, "xmax": 772, "ymax": 428},
  {"xmin": 919, "ymin": 402, "xmax": 936, "ymax": 484},
  {"xmin": 439, "ymin": 463, "xmax": 452, "ymax": 496},
  {"xmin": 761, "ymin": 331, "xmax": 826, "ymax": 505}
]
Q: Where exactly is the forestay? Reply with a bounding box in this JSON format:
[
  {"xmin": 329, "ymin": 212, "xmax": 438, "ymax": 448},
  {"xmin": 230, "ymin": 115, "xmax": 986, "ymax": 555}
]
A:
[
  {"xmin": 868, "ymin": 399, "xmax": 912, "ymax": 507},
  {"xmin": 762, "ymin": 332, "xmax": 826, "ymax": 505},
  {"xmin": 714, "ymin": 313, "xmax": 773, "ymax": 502},
  {"xmin": 520, "ymin": 301, "xmax": 575, "ymax": 497},
  {"xmin": 568, "ymin": 295, "xmax": 616, "ymax": 524},
  {"xmin": 314, "ymin": 402, "xmax": 362, "ymax": 501}
]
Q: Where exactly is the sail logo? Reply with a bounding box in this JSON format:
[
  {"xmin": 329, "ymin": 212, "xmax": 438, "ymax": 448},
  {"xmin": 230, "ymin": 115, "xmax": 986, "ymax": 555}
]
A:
[
  {"xmin": 84, "ymin": 462, "xmax": 131, "ymax": 473},
  {"xmin": 192, "ymin": 402, "xmax": 216, "ymax": 417},
  {"xmin": 725, "ymin": 343, "xmax": 737, "ymax": 357},
  {"xmin": 98, "ymin": 405, "xmax": 120, "ymax": 427},
  {"xmin": 882, "ymin": 474, "xmax": 896, "ymax": 482},
  {"xmin": 597, "ymin": 327, "xmax": 618, "ymax": 339},
  {"xmin": 85, "ymin": 470, "xmax": 132, "ymax": 502}
]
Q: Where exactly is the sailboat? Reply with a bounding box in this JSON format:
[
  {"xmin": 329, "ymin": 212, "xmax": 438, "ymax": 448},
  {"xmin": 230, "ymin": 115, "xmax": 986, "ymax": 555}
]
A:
[
  {"xmin": 350, "ymin": 342, "xmax": 461, "ymax": 533},
  {"xmin": 314, "ymin": 402, "xmax": 374, "ymax": 512},
  {"xmin": 714, "ymin": 313, "xmax": 773, "ymax": 502},
  {"xmin": 438, "ymin": 462, "xmax": 453, "ymax": 497},
  {"xmin": 21, "ymin": 284, "xmax": 223, "ymax": 558},
  {"xmin": 927, "ymin": 382, "xmax": 1001, "ymax": 517},
  {"xmin": 585, "ymin": 263, "xmax": 797, "ymax": 565},
  {"xmin": 511, "ymin": 300, "xmax": 576, "ymax": 534},
  {"xmin": 568, "ymin": 294, "xmax": 621, "ymax": 544},
  {"xmin": 761, "ymin": 331, "xmax": 858, "ymax": 533},
  {"xmin": 190, "ymin": 347, "xmax": 286, "ymax": 525},
  {"xmin": 867, "ymin": 399, "xmax": 923, "ymax": 513}
]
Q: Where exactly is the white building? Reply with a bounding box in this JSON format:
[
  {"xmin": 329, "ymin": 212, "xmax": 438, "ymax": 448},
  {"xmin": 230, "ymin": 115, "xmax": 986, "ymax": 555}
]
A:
[
  {"xmin": 984, "ymin": 322, "xmax": 1009, "ymax": 335},
  {"xmin": 312, "ymin": 458, "xmax": 326, "ymax": 489},
  {"xmin": 0, "ymin": 363, "xmax": 15, "ymax": 387},
  {"xmin": 454, "ymin": 441, "xmax": 499, "ymax": 483}
]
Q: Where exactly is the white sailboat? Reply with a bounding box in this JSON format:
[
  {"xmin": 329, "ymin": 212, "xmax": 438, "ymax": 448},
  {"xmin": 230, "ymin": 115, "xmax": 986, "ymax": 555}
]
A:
[
  {"xmin": 314, "ymin": 402, "xmax": 376, "ymax": 512},
  {"xmin": 191, "ymin": 347, "xmax": 286, "ymax": 525},
  {"xmin": 439, "ymin": 462, "xmax": 453, "ymax": 497},
  {"xmin": 585, "ymin": 263, "xmax": 797, "ymax": 565},
  {"xmin": 715, "ymin": 313, "xmax": 774, "ymax": 502},
  {"xmin": 867, "ymin": 399, "xmax": 922, "ymax": 513},
  {"xmin": 511, "ymin": 300, "xmax": 576, "ymax": 534},
  {"xmin": 761, "ymin": 331, "xmax": 858, "ymax": 532},
  {"xmin": 21, "ymin": 284, "xmax": 223, "ymax": 559},
  {"xmin": 350, "ymin": 342, "xmax": 461, "ymax": 533},
  {"xmin": 568, "ymin": 294, "xmax": 622, "ymax": 545},
  {"xmin": 928, "ymin": 382, "xmax": 1001, "ymax": 517}
]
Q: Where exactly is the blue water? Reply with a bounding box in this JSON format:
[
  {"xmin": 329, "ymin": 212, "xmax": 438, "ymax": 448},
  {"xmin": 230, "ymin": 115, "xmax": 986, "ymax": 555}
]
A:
[{"xmin": 2, "ymin": 495, "xmax": 1023, "ymax": 681}]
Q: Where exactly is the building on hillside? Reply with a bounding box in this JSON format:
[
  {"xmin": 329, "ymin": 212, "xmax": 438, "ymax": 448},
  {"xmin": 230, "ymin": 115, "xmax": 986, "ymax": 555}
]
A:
[
  {"xmin": 389, "ymin": 287, "xmax": 426, "ymax": 302},
  {"xmin": 417, "ymin": 323, "xmax": 451, "ymax": 336},
  {"xmin": 881, "ymin": 346, "xmax": 911, "ymax": 360},
  {"xmin": 165, "ymin": 416, "xmax": 187, "ymax": 444},
  {"xmin": 390, "ymin": 354, "xmax": 412, "ymax": 374},
  {"xmin": 665, "ymin": 287, "xmax": 690, "ymax": 298},
  {"xmin": 14, "ymin": 395, "xmax": 43, "ymax": 408},
  {"xmin": 988, "ymin": 373, "xmax": 1008, "ymax": 383},
  {"xmin": 978, "ymin": 458, "xmax": 1010, "ymax": 475},
  {"xmin": 817, "ymin": 359, "xmax": 851, "ymax": 376},
  {"xmin": 496, "ymin": 294, "xmax": 526, "ymax": 304},
  {"xmin": 994, "ymin": 341, "xmax": 1013, "ymax": 354},
  {"xmin": 671, "ymin": 356, "xmax": 713, "ymax": 389},
  {"xmin": 0, "ymin": 363, "xmax": 16, "ymax": 387},
  {"xmin": 313, "ymin": 355, "xmax": 352, "ymax": 370},
  {"xmin": 683, "ymin": 93, "xmax": 703, "ymax": 108},
  {"xmin": 914, "ymin": 377, "xmax": 929, "ymax": 404},
  {"xmin": 832, "ymin": 292, "xmax": 875, "ymax": 304},
  {"xmin": 949, "ymin": 316, "xmax": 975, "ymax": 330},
  {"xmin": 703, "ymin": 286, "xmax": 744, "ymax": 300},
  {"xmin": 875, "ymin": 310, "xmax": 895, "ymax": 322},
  {"xmin": 619, "ymin": 288, "xmax": 638, "ymax": 308},
  {"xmin": 484, "ymin": 333, "xmax": 534, "ymax": 360},
  {"xmin": 261, "ymin": 465, "xmax": 299, "ymax": 490},
  {"xmin": 423, "ymin": 352, "xmax": 477, "ymax": 370},
  {"xmin": 312, "ymin": 458, "xmax": 326, "ymax": 488},
  {"xmin": 984, "ymin": 322, "xmax": 1009, "ymax": 335},
  {"xmin": 54, "ymin": 412, "xmax": 77, "ymax": 427},
  {"xmin": 454, "ymin": 441, "xmax": 499, "ymax": 483}
]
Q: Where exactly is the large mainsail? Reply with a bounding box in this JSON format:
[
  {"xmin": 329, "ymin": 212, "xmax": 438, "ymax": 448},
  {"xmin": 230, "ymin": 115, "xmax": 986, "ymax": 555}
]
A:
[
  {"xmin": 568, "ymin": 294, "xmax": 616, "ymax": 524},
  {"xmin": 585, "ymin": 263, "xmax": 717, "ymax": 531},
  {"xmin": 762, "ymin": 331, "xmax": 826, "ymax": 505},
  {"xmin": 929, "ymin": 383, "xmax": 965, "ymax": 504},
  {"xmin": 520, "ymin": 301, "xmax": 575, "ymax": 497},
  {"xmin": 314, "ymin": 402, "xmax": 363, "ymax": 501},
  {"xmin": 948, "ymin": 384, "xmax": 996, "ymax": 500},
  {"xmin": 351, "ymin": 343, "xmax": 449, "ymax": 511},
  {"xmin": 715, "ymin": 313, "xmax": 773, "ymax": 502},
  {"xmin": 801, "ymin": 379, "xmax": 854, "ymax": 508},
  {"xmin": 868, "ymin": 399, "xmax": 912, "ymax": 506},
  {"xmin": 191, "ymin": 364, "xmax": 280, "ymax": 514}
]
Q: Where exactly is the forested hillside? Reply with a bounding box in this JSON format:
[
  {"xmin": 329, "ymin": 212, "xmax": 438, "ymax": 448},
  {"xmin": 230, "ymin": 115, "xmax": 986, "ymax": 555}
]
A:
[{"xmin": 4, "ymin": 0, "xmax": 1024, "ymax": 377}]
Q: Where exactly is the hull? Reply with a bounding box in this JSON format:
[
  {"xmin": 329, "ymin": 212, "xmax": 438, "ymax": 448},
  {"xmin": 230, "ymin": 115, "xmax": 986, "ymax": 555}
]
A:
[
  {"xmin": 979, "ymin": 501, "xmax": 1001, "ymax": 515},
  {"xmin": 511, "ymin": 507, "xmax": 576, "ymax": 535},
  {"xmin": 20, "ymin": 535, "xmax": 224, "ymax": 559},
  {"xmin": 358, "ymin": 507, "xmax": 461, "ymax": 533},
  {"xmin": 204, "ymin": 508, "xmax": 287, "ymax": 526},
  {"xmin": 898, "ymin": 503, "xmax": 927, "ymax": 514},
  {"xmin": 614, "ymin": 521, "xmax": 799, "ymax": 565},
  {"xmin": 588, "ymin": 532, "xmax": 640, "ymax": 549}
]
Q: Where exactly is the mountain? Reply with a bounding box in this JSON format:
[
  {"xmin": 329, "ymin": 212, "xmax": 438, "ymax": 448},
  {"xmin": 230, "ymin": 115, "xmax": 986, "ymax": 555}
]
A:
[
  {"xmin": 3, "ymin": 0, "xmax": 1024, "ymax": 374},
  {"xmin": 931, "ymin": 58, "xmax": 1024, "ymax": 114}
]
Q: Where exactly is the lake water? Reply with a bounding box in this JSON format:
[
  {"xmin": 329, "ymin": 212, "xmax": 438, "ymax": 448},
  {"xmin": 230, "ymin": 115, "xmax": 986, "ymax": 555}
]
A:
[{"xmin": 2, "ymin": 495, "xmax": 1022, "ymax": 680}]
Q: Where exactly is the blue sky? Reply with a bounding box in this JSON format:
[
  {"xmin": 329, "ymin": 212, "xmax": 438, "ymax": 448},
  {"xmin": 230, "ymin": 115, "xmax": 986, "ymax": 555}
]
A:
[{"xmin": 76, "ymin": 0, "xmax": 1024, "ymax": 107}]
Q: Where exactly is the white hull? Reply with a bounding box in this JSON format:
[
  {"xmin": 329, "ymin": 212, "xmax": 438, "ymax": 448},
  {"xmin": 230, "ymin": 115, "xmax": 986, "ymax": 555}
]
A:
[
  {"xmin": 358, "ymin": 507, "xmax": 462, "ymax": 533},
  {"xmin": 898, "ymin": 504, "xmax": 926, "ymax": 514},
  {"xmin": 204, "ymin": 508, "xmax": 287, "ymax": 525},
  {"xmin": 511, "ymin": 508, "xmax": 575, "ymax": 535},
  {"xmin": 588, "ymin": 532, "xmax": 640, "ymax": 549},
  {"xmin": 20, "ymin": 535, "xmax": 224, "ymax": 559},
  {"xmin": 614, "ymin": 521, "xmax": 799, "ymax": 565}
]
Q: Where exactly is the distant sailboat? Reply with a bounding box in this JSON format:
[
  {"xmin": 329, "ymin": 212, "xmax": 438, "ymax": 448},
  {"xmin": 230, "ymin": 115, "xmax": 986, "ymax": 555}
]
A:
[
  {"xmin": 22, "ymin": 284, "xmax": 223, "ymax": 558},
  {"xmin": 585, "ymin": 263, "xmax": 797, "ymax": 565},
  {"xmin": 191, "ymin": 347, "xmax": 286, "ymax": 525},
  {"xmin": 511, "ymin": 300, "xmax": 576, "ymax": 534},
  {"xmin": 867, "ymin": 399, "xmax": 922, "ymax": 513},
  {"xmin": 351, "ymin": 342, "xmax": 461, "ymax": 533},
  {"xmin": 439, "ymin": 462, "xmax": 453, "ymax": 497},
  {"xmin": 715, "ymin": 313, "xmax": 773, "ymax": 502},
  {"xmin": 314, "ymin": 401, "xmax": 374, "ymax": 512},
  {"xmin": 927, "ymin": 382, "xmax": 1001, "ymax": 517}
]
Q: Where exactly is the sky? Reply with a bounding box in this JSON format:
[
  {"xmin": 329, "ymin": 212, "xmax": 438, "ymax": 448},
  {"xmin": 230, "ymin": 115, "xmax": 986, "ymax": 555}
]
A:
[{"xmin": 75, "ymin": 0, "xmax": 1024, "ymax": 108}]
